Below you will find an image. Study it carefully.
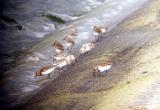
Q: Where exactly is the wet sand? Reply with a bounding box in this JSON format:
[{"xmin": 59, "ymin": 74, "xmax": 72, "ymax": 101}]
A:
[
  {"xmin": 0, "ymin": 0, "xmax": 150, "ymax": 109},
  {"xmin": 16, "ymin": 0, "xmax": 160, "ymax": 110}
]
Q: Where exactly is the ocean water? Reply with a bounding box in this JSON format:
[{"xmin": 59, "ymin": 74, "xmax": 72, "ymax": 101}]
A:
[{"xmin": 0, "ymin": 0, "xmax": 106, "ymax": 74}]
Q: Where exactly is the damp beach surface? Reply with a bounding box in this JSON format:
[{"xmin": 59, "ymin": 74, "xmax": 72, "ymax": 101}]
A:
[{"xmin": 1, "ymin": 0, "xmax": 160, "ymax": 110}]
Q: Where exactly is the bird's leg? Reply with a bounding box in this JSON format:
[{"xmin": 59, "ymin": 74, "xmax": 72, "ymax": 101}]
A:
[
  {"xmin": 59, "ymin": 66, "xmax": 65, "ymax": 76},
  {"xmin": 53, "ymin": 58, "xmax": 56, "ymax": 62},
  {"xmin": 97, "ymin": 36, "xmax": 100, "ymax": 41},
  {"xmin": 85, "ymin": 51, "xmax": 89, "ymax": 55},
  {"xmin": 93, "ymin": 69, "xmax": 96, "ymax": 76},
  {"xmin": 58, "ymin": 68, "xmax": 61, "ymax": 76},
  {"xmin": 95, "ymin": 35, "xmax": 99, "ymax": 42},
  {"xmin": 75, "ymin": 59, "xmax": 78, "ymax": 64},
  {"xmin": 93, "ymin": 67, "xmax": 98, "ymax": 76},
  {"xmin": 69, "ymin": 47, "xmax": 72, "ymax": 52},
  {"xmin": 97, "ymin": 69, "xmax": 101, "ymax": 77},
  {"xmin": 71, "ymin": 62, "xmax": 75, "ymax": 66},
  {"xmin": 79, "ymin": 53, "xmax": 82, "ymax": 58},
  {"xmin": 48, "ymin": 73, "xmax": 52, "ymax": 79},
  {"xmin": 68, "ymin": 47, "xmax": 70, "ymax": 52},
  {"xmin": 34, "ymin": 75, "xmax": 37, "ymax": 79},
  {"xmin": 98, "ymin": 72, "xmax": 101, "ymax": 77}
]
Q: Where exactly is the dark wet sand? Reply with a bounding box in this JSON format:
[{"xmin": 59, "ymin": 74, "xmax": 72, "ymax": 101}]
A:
[{"xmin": 14, "ymin": 0, "xmax": 160, "ymax": 110}]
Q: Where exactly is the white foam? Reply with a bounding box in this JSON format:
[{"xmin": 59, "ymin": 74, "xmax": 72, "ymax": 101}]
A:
[
  {"xmin": 32, "ymin": 31, "xmax": 47, "ymax": 38},
  {"xmin": 103, "ymin": 14, "xmax": 111, "ymax": 18},
  {"xmin": 77, "ymin": 26, "xmax": 86, "ymax": 30},
  {"xmin": 26, "ymin": 56, "xmax": 40, "ymax": 62},
  {"xmin": 25, "ymin": 52, "xmax": 47, "ymax": 62},
  {"xmin": 111, "ymin": 11, "xmax": 118, "ymax": 15},
  {"xmin": 33, "ymin": 52, "xmax": 46, "ymax": 59},
  {"xmin": 85, "ymin": 6, "xmax": 92, "ymax": 11},
  {"xmin": 43, "ymin": 23, "xmax": 55, "ymax": 31},
  {"xmin": 77, "ymin": 32, "xmax": 90, "ymax": 40},
  {"xmin": 120, "ymin": 1, "xmax": 129, "ymax": 7},
  {"xmin": 117, "ymin": 5, "xmax": 123, "ymax": 10},
  {"xmin": 109, "ymin": 2, "xmax": 118, "ymax": 6},
  {"xmin": 87, "ymin": 0, "xmax": 102, "ymax": 6},
  {"xmin": 22, "ymin": 85, "xmax": 39, "ymax": 92},
  {"xmin": 126, "ymin": 0, "xmax": 135, "ymax": 3}
]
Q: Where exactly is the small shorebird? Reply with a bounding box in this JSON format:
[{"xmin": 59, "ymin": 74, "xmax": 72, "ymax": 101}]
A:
[
  {"xmin": 68, "ymin": 27, "xmax": 77, "ymax": 36},
  {"xmin": 53, "ymin": 53, "xmax": 77, "ymax": 63},
  {"xmin": 63, "ymin": 36, "xmax": 75, "ymax": 52},
  {"xmin": 63, "ymin": 27, "xmax": 77, "ymax": 41},
  {"xmin": 63, "ymin": 34, "xmax": 75, "ymax": 41},
  {"xmin": 64, "ymin": 54, "xmax": 77, "ymax": 64},
  {"xmin": 53, "ymin": 54, "xmax": 77, "ymax": 74},
  {"xmin": 34, "ymin": 54, "xmax": 77, "ymax": 79},
  {"xmin": 93, "ymin": 26, "xmax": 107, "ymax": 41},
  {"xmin": 93, "ymin": 61, "xmax": 112, "ymax": 76},
  {"xmin": 52, "ymin": 41, "xmax": 64, "ymax": 54},
  {"xmin": 79, "ymin": 42, "xmax": 96, "ymax": 56},
  {"xmin": 34, "ymin": 64, "xmax": 57, "ymax": 79},
  {"xmin": 63, "ymin": 28, "xmax": 77, "ymax": 52}
]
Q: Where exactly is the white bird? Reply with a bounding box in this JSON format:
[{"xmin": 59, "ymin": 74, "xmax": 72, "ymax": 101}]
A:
[
  {"xmin": 93, "ymin": 61, "xmax": 112, "ymax": 76},
  {"xmin": 93, "ymin": 26, "xmax": 107, "ymax": 41},
  {"xmin": 34, "ymin": 54, "xmax": 77, "ymax": 79},
  {"xmin": 79, "ymin": 42, "xmax": 96, "ymax": 56},
  {"xmin": 68, "ymin": 27, "xmax": 77, "ymax": 36},
  {"xmin": 34, "ymin": 64, "xmax": 57, "ymax": 79},
  {"xmin": 64, "ymin": 38, "xmax": 75, "ymax": 52},
  {"xmin": 52, "ymin": 41, "xmax": 64, "ymax": 54},
  {"xmin": 53, "ymin": 54, "xmax": 77, "ymax": 74},
  {"xmin": 63, "ymin": 28, "xmax": 77, "ymax": 52},
  {"xmin": 65, "ymin": 54, "xmax": 76, "ymax": 64}
]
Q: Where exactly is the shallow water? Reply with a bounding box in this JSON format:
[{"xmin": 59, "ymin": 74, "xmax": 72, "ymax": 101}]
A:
[
  {"xmin": 0, "ymin": 0, "xmax": 149, "ymax": 109},
  {"xmin": 0, "ymin": 0, "xmax": 106, "ymax": 74}
]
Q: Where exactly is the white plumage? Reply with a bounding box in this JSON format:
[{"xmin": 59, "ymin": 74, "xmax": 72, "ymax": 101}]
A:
[
  {"xmin": 42, "ymin": 67, "xmax": 56, "ymax": 75},
  {"xmin": 55, "ymin": 49, "xmax": 63, "ymax": 53},
  {"xmin": 93, "ymin": 62, "xmax": 112, "ymax": 76},
  {"xmin": 79, "ymin": 43, "xmax": 96, "ymax": 54},
  {"xmin": 101, "ymin": 28, "xmax": 106, "ymax": 33},
  {"xmin": 98, "ymin": 65, "xmax": 112, "ymax": 73},
  {"xmin": 53, "ymin": 54, "xmax": 76, "ymax": 69}
]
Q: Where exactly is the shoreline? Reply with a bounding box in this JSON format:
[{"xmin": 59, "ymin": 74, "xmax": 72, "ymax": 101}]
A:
[
  {"xmin": 17, "ymin": 0, "xmax": 160, "ymax": 109},
  {"xmin": 0, "ymin": 0, "xmax": 152, "ymax": 109}
]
